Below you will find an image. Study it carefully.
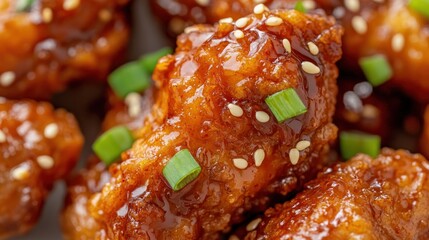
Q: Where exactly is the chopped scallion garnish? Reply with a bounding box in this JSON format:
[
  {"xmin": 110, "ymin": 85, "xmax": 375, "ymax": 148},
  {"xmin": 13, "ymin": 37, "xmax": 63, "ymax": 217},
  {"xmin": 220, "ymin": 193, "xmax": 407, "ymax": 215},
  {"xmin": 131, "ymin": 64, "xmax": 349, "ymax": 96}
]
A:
[
  {"xmin": 92, "ymin": 126, "xmax": 134, "ymax": 165},
  {"xmin": 108, "ymin": 62, "xmax": 151, "ymax": 99},
  {"xmin": 359, "ymin": 55, "xmax": 392, "ymax": 87},
  {"xmin": 163, "ymin": 149, "xmax": 201, "ymax": 191},
  {"xmin": 340, "ymin": 131, "xmax": 381, "ymax": 160},
  {"xmin": 16, "ymin": 0, "xmax": 35, "ymax": 12},
  {"xmin": 139, "ymin": 47, "xmax": 173, "ymax": 74},
  {"xmin": 409, "ymin": 0, "xmax": 429, "ymax": 19},
  {"xmin": 265, "ymin": 88, "xmax": 307, "ymax": 122},
  {"xmin": 294, "ymin": 0, "xmax": 307, "ymax": 13}
]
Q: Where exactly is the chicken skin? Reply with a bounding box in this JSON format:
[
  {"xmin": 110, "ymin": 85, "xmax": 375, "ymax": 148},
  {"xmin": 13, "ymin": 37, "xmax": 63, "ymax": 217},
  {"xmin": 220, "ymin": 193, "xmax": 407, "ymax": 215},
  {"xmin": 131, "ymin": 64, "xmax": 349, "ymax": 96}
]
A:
[
  {"xmin": 0, "ymin": 98, "xmax": 83, "ymax": 239},
  {"xmin": 0, "ymin": 0, "xmax": 129, "ymax": 99},
  {"xmin": 244, "ymin": 148, "xmax": 429, "ymax": 239},
  {"xmin": 82, "ymin": 9, "xmax": 343, "ymax": 239}
]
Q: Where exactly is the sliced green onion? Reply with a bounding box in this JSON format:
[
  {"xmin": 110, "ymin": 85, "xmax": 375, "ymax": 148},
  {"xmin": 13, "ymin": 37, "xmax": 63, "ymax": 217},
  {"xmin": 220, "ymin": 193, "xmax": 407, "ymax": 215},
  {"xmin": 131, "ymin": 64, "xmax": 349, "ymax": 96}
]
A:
[
  {"xmin": 16, "ymin": 0, "xmax": 35, "ymax": 12},
  {"xmin": 294, "ymin": 0, "xmax": 307, "ymax": 13},
  {"xmin": 163, "ymin": 149, "xmax": 201, "ymax": 191},
  {"xmin": 92, "ymin": 126, "xmax": 134, "ymax": 165},
  {"xmin": 108, "ymin": 61, "xmax": 151, "ymax": 99},
  {"xmin": 409, "ymin": 0, "xmax": 429, "ymax": 19},
  {"xmin": 340, "ymin": 131, "xmax": 381, "ymax": 160},
  {"xmin": 139, "ymin": 47, "xmax": 173, "ymax": 74},
  {"xmin": 359, "ymin": 55, "xmax": 392, "ymax": 87},
  {"xmin": 265, "ymin": 88, "xmax": 307, "ymax": 123}
]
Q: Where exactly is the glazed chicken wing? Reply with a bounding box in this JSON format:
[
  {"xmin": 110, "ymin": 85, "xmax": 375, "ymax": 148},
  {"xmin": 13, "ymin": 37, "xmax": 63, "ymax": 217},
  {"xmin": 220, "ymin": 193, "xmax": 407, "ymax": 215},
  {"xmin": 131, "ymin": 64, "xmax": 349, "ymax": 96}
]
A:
[
  {"xmin": 244, "ymin": 149, "xmax": 429, "ymax": 239},
  {"xmin": 0, "ymin": 98, "xmax": 83, "ymax": 239},
  {"xmin": 0, "ymin": 0, "xmax": 129, "ymax": 99},
  {"xmin": 86, "ymin": 9, "xmax": 342, "ymax": 239}
]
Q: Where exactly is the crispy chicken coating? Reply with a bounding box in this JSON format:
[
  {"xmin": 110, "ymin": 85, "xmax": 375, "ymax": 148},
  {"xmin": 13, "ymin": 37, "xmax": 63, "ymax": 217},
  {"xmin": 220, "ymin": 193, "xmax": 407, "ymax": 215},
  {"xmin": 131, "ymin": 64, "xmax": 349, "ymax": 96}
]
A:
[
  {"xmin": 0, "ymin": 0, "xmax": 129, "ymax": 99},
  {"xmin": 0, "ymin": 98, "xmax": 83, "ymax": 239},
  {"xmin": 244, "ymin": 148, "xmax": 429, "ymax": 239},
  {"xmin": 87, "ymin": 9, "xmax": 342, "ymax": 239}
]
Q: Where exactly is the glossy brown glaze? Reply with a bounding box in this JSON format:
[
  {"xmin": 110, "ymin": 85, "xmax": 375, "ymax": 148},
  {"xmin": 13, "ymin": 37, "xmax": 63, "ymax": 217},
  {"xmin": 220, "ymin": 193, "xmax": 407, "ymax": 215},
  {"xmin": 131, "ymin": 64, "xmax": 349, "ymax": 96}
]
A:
[
  {"xmin": 88, "ymin": 9, "xmax": 342, "ymax": 239},
  {"xmin": 421, "ymin": 106, "xmax": 429, "ymax": 159},
  {"xmin": 0, "ymin": 98, "xmax": 83, "ymax": 239},
  {"xmin": 245, "ymin": 148, "xmax": 429, "ymax": 240},
  {"xmin": 0, "ymin": 0, "xmax": 129, "ymax": 99}
]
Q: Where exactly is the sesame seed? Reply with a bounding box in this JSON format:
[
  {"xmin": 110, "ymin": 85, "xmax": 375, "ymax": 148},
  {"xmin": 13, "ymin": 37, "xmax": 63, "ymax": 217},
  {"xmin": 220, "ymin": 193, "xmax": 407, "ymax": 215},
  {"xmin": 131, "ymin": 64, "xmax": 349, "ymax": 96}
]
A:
[
  {"xmin": 44, "ymin": 123, "xmax": 59, "ymax": 139},
  {"xmin": 219, "ymin": 17, "xmax": 233, "ymax": 24},
  {"xmin": 353, "ymin": 81, "xmax": 373, "ymax": 98},
  {"xmin": 0, "ymin": 71, "xmax": 16, "ymax": 87},
  {"xmin": 302, "ymin": 0, "xmax": 316, "ymax": 10},
  {"xmin": 351, "ymin": 16, "xmax": 367, "ymax": 34},
  {"xmin": 253, "ymin": 4, "xmax": 267, "ymax": 14},
  {"xmin": 255, "ymin": 111, "xmax": 270, "ymax": 123},
  {"xmin": 265, "ymin": 16, "xmax": 283, "ymax": 26},
  {"xmin": 235, "ymin": 17, "xmax": 249, "ymax": 28},
  {"xmin": 227, "ymin": 103, "xmax": 244, "ymax": 117},
  {"xmin": 333, "ymin": 7, "xmax": 345, "ymax": 18},
  {"xmin": 301, "ymin": 61, "xmax": 321, "ymax": 74},
  {"xmin": 42, "ymin": 8, "xmax": 53, "ymax": 23},
  {"xmin": 296, "ymin": 140, "xmax": 311, "ymax": 151},
  {"xmin": 99, "ymin": 9, "xmax": 112, "ymax": 22},
  {"xmin": 233, "ymin": 30, "xmax": 245, "ymax": 39},
  {"xmin": 0, "ymin": 130, "xmax": 6, "ymax": 143},
  {"xmin": 63, "ymin": 0, "xmax": 80, "ymax": 10},
  {"xmin": 229, "ymin": 235, "xmax": 240, "ymax": 240},
  {"xmin": 11, "ymin": 165, "xmax": 30, "ymax": 180},
  {"xmin": 246, "ymin": 218, "xmax": 262, "ymax": 231},
  {"xmin": 233, "ymin": 158, "xmax": 248, "ymax": 169},
  {"xmin": 254, "ymin": 149, "xmax": 265, "ymax": 167},
  {"xmin": 344, "ymin": 91, "xmax": 363, "ymax": 112},
  {"xmin": 282, "ymin": 39, "xmax": 292, "ymax": 53},
  {"xmin": 307, "ymin": 42, "xmax": 319, "ymax": 55},
  {"xmin": 392, "ymin": 33, "xmax": 404, "ymax": 52},
  {"xmin": 289, "ymin": 148, "xmax": 300, "ymax": 165},
  {"xmin": 195, "ymin": 0, "xmax": 210, "ymax": 6},
  {"xmin": 125, "ymin": 93, "xmax": 141, "ymax": 117},
  {"xmin": 344, "ymin": 0, "xmax": 360, "ymax": 12},
  {"xmin": 36, "ymin": 155, "xmax": 55, "ymax": 169}
]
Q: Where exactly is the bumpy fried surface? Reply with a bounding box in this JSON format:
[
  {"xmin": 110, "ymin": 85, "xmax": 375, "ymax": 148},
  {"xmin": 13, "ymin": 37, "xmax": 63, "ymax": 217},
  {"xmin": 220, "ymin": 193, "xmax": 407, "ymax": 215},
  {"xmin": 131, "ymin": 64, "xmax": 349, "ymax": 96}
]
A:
[
  {"xmin": 0, "ymin": 98, "xmax": 83, "ymax": 239},
  {"xmin": 0, "ymin": 0, "xmax": 129, "ymax": 99},
  {"xmin": 87, "ymin": 9, "xmax": 342, "ymax": 239},
  {"xmin": 245, "ymin": 149, "xmax": 429, "ymax": 240},
  {"xmin": 421, "ymin": 106, "xmax": 429, "ymax": 159}
]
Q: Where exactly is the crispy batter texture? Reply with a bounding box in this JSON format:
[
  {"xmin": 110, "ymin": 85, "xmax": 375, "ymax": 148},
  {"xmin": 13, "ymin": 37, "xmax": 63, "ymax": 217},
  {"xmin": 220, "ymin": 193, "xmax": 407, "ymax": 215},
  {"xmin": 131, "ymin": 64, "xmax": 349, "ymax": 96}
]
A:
[
  {"xmin": 245, "ymin": 149, "xmax": 429, "ymax": 239},
  {"xmin": 0, "ymin": 0, "xmax": 129, "ymax": 99},
  {"xmin": 88, "ymin": 9, "xmax": 342, "ymax": 239},
  {"xmin": 0, "ymin": 98, "xmax": 83, "ymax": 239}
]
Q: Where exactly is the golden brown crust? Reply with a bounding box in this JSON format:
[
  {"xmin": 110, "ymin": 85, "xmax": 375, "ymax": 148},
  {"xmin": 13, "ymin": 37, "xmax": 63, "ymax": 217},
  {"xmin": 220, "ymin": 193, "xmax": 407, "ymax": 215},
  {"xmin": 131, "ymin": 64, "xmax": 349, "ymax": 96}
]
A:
[
  {"xmin": 0, "ymin": 0, "xmax": 129, "ymax": 99},
  {"xmin": 0, "ymin": 98, "xmax": 83, "ymax": 238},
  {"xmin": 245, "ymin": 149, "xmax": 429, "ymax": 239},
  {"xmin": 87, "ymin": 9, "xmax": 342, "ymax": 239}
]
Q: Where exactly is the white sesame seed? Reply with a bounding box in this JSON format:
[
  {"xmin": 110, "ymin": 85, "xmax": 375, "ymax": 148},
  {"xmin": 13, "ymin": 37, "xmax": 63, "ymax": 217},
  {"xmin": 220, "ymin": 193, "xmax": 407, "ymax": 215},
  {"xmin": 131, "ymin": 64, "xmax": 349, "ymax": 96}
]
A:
[
  {"xmin": 233, "ymin": 30, "xmax": 245, "ymax": 39},
  {"xmin": 392, "ymin": 33, "xmax": 405, "ymax": 52},
  {"xmin": 353, "ymin": 81, "xmax": 373, "ymax": 99},
  {"xmin": 246, "ymin": 218, "xmax": 262, "ymax": 231},
  {"xmin": 44, "ymin": 123, "xmax": 59, "ymax": 139},
  {"xmin": 289, "ymin": 148, "xmax": 300, "ymax": 165},
  {"xmin": 351, "ymin": 16, "xmax": 367, "ymax": 34},
  {"xmin": 125, "ymin": 93, "xmax": 141, "ymax": 117},
  {"xmin": 254, "ymin": 149, "xmax": 265, "ymax": 167},
  {"xmin": 36, "ymin": 155, "xmax": 55, "ymax": 169},
  {"xmin": 333, "ymin": 7, "xmax": 345, "ymax": 18},
  {"xmin": 11, "ymin": 165, "xmax": 30, "ymax": 180},
  {"xmin": 344, "ymin": 0, "xmax": 360, "ymax": 12},
  {"xmin": 99, "ymin": 9, "xmax": 112, "ymax": 22},
  {"xmin": 229, "ymin": 235, "xmax": 240, "ymax": 240},
  {"xmin": 227, "ymin": 103, "xmax": 244, "ymax": 117},
  {"xmin": 219, "ymin": 17, "xmax": 233, "ymax": 24},
  {"xmin": 307, "ymin": 42, "xmax": 319, "ymax": 55},
  {"xmin": 0, "ymin": 71, "xmax": 16, "ymax": 87},
  {"xmin": 233, "ymin": 158, "xmax": 248, "ymax": 169},
  {"xmin": 296, "ymin": 140, "xmax": 311, "ymax": 151},
  {"xmin": 302, "ymin": 0, "xmax": 316, "ymax": 10},
  {"xmin": 42, "ymin": 8, "xmax": 53, "ymax": 23},
  {"xmin": 195, "ymin": 0, "xmax": 210, "ymax": 6},
  {"xmin": 235, "ymin": 17, "xmax": 249, "ymax": 28},
  {"xmin": 0, "ymin": 130, "xmax": 6, "ymax": 143},
  {"xmin": 253, "ymin": 4, "xmax": 267, "ymax": 14},
  {"xmin": 265, "ymin": 16, "xmax": 283, "ymax": 26},
  {"xmin": 255, "ymin": 111, "xmax": 270, "ymax": 123},
  {"xmin": 301, "ymin": 61, "xmax": 321, "ymax": 74},
  {"xmin": 282, "ymin": 39, "xmax": 292, "ymax": 53},
  {"xmin": 63, "ymin": 0, "xmax": 80, "ymax": 10}
]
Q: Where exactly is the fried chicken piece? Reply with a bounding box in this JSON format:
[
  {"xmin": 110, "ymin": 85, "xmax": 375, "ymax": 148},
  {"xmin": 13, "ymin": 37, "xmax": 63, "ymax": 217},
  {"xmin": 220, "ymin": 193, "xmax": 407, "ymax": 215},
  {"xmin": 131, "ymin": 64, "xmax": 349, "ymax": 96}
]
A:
[
  {"xmin": 244, "ymin": 148, "xmax": 429, "ymax": 240},
  {"xmin": 0, "ymin": 98, "xmax": 83, "ymax": 239},
  {"xmin": 0, "ymin": 0, "xmax": 129, "ymax": 99},
  {"xmin": 86, "ymin": 9, "xmax": 342, "ymax": 239}
]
